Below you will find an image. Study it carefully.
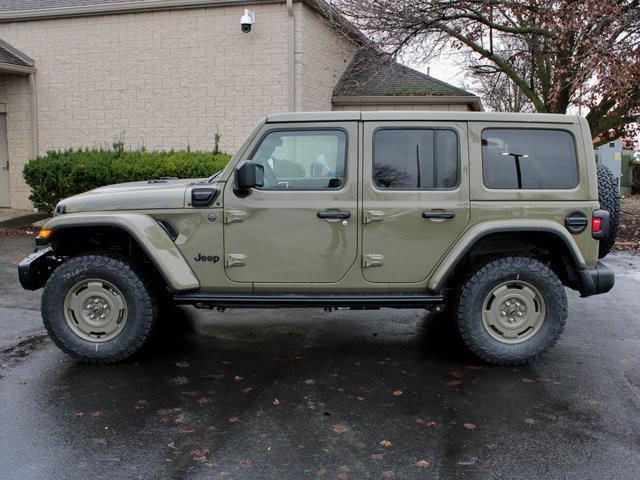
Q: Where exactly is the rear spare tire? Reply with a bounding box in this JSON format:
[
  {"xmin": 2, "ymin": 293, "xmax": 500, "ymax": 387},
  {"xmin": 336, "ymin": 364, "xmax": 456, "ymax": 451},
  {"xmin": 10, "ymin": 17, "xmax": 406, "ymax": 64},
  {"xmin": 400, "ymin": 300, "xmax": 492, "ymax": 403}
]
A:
[{"xmin": 596, "ymin": 163, "xmax": 620, "ymax": 258}]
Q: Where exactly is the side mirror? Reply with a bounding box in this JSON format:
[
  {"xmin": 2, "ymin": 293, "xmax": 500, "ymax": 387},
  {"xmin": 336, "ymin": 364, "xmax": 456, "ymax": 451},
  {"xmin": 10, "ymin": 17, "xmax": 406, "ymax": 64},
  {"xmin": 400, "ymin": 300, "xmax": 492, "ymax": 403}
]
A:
[{"xmin": 235, "ymin": 161, "xmax": 264, "ymax": 193}]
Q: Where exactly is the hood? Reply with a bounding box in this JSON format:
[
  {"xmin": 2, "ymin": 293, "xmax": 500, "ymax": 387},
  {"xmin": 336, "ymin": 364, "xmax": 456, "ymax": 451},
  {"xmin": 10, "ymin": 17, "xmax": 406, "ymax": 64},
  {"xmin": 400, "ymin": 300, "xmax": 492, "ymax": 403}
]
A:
[{"xmin": 59, "ymin": 178, "xmax": 204, "ymax": 213}]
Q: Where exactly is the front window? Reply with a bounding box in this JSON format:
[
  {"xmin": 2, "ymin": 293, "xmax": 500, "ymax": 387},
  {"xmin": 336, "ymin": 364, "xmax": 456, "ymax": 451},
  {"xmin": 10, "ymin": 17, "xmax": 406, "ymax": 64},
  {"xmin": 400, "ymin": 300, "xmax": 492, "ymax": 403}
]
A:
[{"xmin": 251, "ymin": 130, "xmax": 347, "ymax": 190}]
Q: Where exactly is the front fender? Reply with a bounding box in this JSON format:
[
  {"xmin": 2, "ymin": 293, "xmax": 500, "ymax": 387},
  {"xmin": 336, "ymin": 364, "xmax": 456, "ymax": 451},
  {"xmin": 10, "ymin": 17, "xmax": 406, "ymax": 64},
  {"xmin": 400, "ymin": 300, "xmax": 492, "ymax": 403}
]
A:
[
  {"xmin": 427, "ymin": 219, "xmax": 587, "ymax": 292},
  {"xmin": 41, "ymin": 212, "xmax": 200, "ymax": 291}
]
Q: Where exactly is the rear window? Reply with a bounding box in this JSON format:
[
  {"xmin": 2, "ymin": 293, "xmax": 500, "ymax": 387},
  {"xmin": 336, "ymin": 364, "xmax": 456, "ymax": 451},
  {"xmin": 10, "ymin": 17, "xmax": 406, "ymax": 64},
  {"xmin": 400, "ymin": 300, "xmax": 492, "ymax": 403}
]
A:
[
  {"xmin": 482, "ymin": 129, "xmax": 578, "ymax": 189},
  {"xmin": 373, "ymin": 128, "xmax": 459, "ymax": 189}
]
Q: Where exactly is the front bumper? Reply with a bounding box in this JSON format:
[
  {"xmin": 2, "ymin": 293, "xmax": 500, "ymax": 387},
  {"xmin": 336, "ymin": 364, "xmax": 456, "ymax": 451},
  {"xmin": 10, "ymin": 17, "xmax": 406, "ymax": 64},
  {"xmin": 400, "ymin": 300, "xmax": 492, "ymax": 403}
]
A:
[
  {"xmin": 577, "ymin": 261, "xmax": 615, "ymax": 297},
  {"xmin": 18, "ymin": 247, "xmax": 59, "ymax": 291}
]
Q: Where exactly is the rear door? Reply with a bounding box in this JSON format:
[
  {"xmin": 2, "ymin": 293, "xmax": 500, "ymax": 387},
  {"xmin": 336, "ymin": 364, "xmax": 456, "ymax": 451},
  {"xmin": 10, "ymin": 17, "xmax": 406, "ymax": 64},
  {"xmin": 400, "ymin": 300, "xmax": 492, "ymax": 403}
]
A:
[
  {"xmin": 361, "ymin": 121, "xmax": 470, "ymax": 283},
  {"xmin": 223, "ymin": 122, "xmax": 359, "ymax": 285}
]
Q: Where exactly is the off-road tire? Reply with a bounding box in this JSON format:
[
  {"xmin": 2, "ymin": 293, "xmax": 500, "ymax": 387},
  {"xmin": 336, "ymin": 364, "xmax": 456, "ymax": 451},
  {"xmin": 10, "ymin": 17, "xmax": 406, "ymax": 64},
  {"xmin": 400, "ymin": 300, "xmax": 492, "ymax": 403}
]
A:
[
  {"xmin": 455, "ymin": 256, "xmax": 567, "ymax": 365},
  {"xmin": 596, "ymin": 163, "xmax": 620, "ymax": 258},
  {"xmin": 42, "ymin": 253, "xmax": 158, "ymax": 363}
]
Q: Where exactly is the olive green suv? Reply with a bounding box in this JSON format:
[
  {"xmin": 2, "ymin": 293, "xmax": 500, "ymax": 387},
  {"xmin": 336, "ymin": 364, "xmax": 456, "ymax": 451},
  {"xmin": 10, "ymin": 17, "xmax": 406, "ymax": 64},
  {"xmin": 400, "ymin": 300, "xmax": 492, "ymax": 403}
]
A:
[{"xmin": 19, "ymin": 112, "xmax": 619, "ymax": 365}]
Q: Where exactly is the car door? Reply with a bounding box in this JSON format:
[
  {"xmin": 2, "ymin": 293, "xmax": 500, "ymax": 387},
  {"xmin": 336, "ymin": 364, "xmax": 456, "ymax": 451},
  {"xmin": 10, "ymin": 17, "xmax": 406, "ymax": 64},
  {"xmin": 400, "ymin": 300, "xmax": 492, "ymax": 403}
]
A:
[
  {"xmin": 361, "ymin": 121, "xmax": 470, "ymax": 284},
  {"xmin": 223, "ymin": 122, "xmax": 359, "ymax": 285}
]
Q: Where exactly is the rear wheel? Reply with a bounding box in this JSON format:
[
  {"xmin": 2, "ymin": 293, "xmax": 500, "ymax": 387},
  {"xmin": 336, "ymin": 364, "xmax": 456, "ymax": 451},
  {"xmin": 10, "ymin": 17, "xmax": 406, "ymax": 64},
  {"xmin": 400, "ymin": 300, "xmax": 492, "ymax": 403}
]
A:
[
  {"xmin": 455, "ymin": 256, "xmax": 567, "ymax": 365},
  {"xmin": 596, "ymin": 163, "xmax": 620, "ymax": 258},
  {"xmin": 42, "ymin": 253, "xmax": 158, "ymax": 363}
]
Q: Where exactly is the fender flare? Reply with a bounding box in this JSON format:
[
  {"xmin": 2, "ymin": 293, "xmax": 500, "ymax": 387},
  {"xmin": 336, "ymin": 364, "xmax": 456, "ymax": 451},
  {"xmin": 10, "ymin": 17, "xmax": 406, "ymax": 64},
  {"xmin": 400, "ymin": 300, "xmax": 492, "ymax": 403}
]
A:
[
  {"xmin": 427, "ymin": 219, "xmax": 587, "ymax": 292},
  {"xmin": 41, "ymin": 212, "xmax": 200, "ymax": 291}
]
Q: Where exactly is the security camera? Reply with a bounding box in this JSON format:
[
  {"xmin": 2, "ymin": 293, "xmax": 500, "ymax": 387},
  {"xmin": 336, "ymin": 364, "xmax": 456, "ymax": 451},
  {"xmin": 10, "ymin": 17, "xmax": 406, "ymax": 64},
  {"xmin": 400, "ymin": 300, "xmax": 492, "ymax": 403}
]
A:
[{"xmin": 240, "ymin": 9, "xmax": 255, "ymax": 33}]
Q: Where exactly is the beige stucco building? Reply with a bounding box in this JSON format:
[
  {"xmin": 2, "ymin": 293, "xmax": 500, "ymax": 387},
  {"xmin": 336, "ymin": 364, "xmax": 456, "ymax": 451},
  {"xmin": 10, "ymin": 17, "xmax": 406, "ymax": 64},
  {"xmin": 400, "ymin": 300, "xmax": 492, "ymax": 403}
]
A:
[{"xmin": 0, "ymin": 0, "xmax": 482, "ymax": 211}]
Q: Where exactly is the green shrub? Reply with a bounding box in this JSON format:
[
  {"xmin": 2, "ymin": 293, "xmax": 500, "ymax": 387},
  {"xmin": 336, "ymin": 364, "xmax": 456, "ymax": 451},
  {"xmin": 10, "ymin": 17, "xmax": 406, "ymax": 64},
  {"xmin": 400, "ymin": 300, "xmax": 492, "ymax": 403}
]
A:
[{"xmin": 23, "ymin": 148, "xmax": 232, "ymax": 213}]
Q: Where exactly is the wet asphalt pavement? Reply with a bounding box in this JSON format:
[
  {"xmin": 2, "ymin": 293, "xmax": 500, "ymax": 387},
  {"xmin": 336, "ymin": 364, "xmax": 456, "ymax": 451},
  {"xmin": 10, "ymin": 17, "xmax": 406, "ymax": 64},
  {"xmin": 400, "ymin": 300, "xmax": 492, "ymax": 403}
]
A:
[{"xmin": 1, "ymin": 233, "xmax": 640, "ymax": 480}]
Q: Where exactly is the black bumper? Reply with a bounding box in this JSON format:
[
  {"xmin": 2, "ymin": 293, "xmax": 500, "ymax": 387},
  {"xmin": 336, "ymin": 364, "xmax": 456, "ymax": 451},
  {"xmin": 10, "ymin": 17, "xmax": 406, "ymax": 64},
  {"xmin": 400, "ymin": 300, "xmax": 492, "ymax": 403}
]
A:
[
  {"xmin": 18, "ymin": 247, "xmax": 58, "ymax": 291},
  {"xmin": 577, "ymin": 261, "xmax": 615, "ymax": 297}
]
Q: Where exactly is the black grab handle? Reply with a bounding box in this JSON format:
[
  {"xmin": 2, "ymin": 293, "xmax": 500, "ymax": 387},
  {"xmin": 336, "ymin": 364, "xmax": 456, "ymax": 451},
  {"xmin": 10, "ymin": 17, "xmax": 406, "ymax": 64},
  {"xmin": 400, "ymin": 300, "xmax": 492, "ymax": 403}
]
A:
[
  {"xmin": 317, "ymin": 210, "xmax": 351, "ymax": 219},
  {"xmin": 422, "ymin": 211, "xmax": 455, "ymax": 220}
]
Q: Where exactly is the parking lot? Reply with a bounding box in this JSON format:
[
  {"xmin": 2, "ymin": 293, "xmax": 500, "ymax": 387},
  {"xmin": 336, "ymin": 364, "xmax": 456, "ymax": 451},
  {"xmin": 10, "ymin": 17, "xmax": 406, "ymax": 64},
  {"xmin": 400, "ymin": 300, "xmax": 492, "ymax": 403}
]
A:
[{"xmin": 1, "ymin": 232, "xmax": 640, "ymax": 480}]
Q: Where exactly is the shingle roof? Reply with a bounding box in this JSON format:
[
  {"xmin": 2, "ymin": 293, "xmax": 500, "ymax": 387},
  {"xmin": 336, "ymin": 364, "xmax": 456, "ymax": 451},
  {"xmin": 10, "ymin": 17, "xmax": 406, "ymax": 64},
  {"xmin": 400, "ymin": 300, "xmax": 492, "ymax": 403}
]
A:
[
  {"xmin": 334, "ymin": 50, "xmax": 475, "ymax": 98},
  {"xmin": 0, "ymin": 39, "xmax": 33, "ymax": 68}
]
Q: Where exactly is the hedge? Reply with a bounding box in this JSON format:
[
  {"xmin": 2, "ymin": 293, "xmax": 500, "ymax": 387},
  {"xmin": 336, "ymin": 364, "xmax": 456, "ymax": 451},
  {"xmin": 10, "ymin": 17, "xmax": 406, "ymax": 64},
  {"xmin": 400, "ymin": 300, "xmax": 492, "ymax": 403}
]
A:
[{"xmin": 23, "ymin": 147, "xmax": 232, "ymax": 213}]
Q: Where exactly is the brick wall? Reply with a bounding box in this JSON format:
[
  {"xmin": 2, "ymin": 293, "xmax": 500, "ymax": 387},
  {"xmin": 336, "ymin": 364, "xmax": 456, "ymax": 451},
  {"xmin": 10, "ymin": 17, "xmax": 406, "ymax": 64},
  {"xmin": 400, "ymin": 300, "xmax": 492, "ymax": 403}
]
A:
[
  {"xmin": 0, "ymin": 74, "xmax": 33, "ymax": 211},
  {"xmin": 295, "ymin": 3, "xmax": 356, "ymax": 111},
  {"xmin": 0, "ymin": 3, "xmax": 294, "ymax": 209}
]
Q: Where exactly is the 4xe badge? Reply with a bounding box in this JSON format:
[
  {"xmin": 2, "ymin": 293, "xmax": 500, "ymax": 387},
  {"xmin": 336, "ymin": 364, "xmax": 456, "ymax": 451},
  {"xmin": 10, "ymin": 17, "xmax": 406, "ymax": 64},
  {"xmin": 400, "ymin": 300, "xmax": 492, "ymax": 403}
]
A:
[{"xmin": 194, "ymin": 253, "xmax": 220, "ymax": 263}]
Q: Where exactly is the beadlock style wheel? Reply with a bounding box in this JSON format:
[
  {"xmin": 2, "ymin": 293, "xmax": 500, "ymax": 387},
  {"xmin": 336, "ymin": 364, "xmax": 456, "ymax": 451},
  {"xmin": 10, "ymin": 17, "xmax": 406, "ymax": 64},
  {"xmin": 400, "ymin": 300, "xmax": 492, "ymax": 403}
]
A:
[
  {"xmin": 63, "ymin": 278, "xmax": 129, "ymax": 342},
  {"xmin": 481, "ymin": 280, "xmax": 546, "ymax": 344}
]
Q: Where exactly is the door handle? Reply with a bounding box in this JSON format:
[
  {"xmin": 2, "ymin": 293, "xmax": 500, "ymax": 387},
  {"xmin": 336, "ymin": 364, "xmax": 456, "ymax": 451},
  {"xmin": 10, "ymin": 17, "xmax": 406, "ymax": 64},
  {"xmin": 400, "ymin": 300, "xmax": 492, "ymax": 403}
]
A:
[
  {"xmin": 317, "ymin": 210, "xmax": 351, "ymax": 219},
  {"xmin": 422, "ymin": 211, "xmax": 455, "ymax": 220}
]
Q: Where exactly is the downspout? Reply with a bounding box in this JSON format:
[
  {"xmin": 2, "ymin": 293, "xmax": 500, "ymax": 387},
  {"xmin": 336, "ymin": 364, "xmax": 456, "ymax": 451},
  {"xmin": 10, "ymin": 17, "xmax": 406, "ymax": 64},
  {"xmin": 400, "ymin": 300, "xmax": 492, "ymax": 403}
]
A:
[
  {"xmin": 287, "ymin": 0, "xmax": 295, "ymax": 112},
  {"xmin": 28, "ymin": 72, "xmax": 38, "ymax": 159}
]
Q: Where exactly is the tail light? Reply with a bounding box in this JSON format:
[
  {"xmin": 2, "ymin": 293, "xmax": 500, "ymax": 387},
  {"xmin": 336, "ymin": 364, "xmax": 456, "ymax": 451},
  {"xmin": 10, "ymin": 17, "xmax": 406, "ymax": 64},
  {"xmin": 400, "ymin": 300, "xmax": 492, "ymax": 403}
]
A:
[{"xmin": 592, "ymin": 210, "xmax": 610, "ymax": 239}]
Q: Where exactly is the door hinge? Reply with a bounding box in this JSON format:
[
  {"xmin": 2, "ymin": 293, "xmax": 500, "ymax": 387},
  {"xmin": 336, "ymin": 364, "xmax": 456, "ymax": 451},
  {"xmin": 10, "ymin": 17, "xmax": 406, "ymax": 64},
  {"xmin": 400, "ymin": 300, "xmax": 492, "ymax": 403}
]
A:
[
  {"xmin": 224, "ymin": 210, "xmax": 246, "ymax": 224},
  {"xmin": 2, "ymin": 160, "xmax": 8, "ymax": 170},
  {"xmin": 225, "ymin": 254, "xmax": 246, "ymax": 267},
  {"xmin": 362, "ymin": 254, "xmax": 384, "ymax": 268},
  {"xmin": 363, "ymin": 210, "xmax": 384, "ymax": 224}
]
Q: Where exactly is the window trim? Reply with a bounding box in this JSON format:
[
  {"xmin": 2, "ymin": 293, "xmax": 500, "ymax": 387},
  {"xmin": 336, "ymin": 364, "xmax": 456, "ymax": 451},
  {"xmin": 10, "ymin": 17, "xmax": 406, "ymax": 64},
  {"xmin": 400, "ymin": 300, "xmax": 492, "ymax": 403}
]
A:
[
  {"xmin": 480, "ymin": 127, "xmax": 580, "ymax": 191},
  {"xmin": 371, "ymin": 127, "xmax": 461, "ymax": 192},
  {"xmin": 248, "ymin": 127, "xmax": 350, "ymax": 192}
]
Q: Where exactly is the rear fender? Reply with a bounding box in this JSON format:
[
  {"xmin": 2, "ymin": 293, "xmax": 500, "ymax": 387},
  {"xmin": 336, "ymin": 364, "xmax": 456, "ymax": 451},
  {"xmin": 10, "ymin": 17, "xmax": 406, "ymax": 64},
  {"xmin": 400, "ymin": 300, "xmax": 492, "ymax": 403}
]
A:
[{"xmin": 428, "ymin": 219, "xmax": 587, "ymax": 292}]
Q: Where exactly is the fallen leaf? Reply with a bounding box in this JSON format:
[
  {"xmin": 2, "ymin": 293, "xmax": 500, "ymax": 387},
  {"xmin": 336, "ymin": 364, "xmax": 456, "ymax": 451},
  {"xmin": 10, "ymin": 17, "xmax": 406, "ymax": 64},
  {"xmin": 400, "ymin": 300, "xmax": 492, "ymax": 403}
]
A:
[
  {"xmin": 243, "ymin": 387, "xmax": 253, "ymax": 394},
  {"xmin": 206, "ymin": 373, "xmax": 224, "ymax": 379},
  {"xmin": 463, "ymin": 423, "xmax": 476, "ymax": 430},
  {"xmin": 167, "ymin": 441, "xmax": 178, "ymax": 449},
  {"xmin": 191, "ymin": 449, "xmax": 207, "ymax": 462},
  {"xmin": 74, "ymin": 411, "xmax": 83, "ymax": 417},
  {"xmin": 316, "ymin": 467, "xmax": 327, "ymax": 476},
  {"xmin": 416, "ymin": 460, "xmax": 431, "ymax": 468},
  {"xmin": 198, "ymin": 397, "xmax": 213, "ymax": 405},
  {"xmin": 333, "ymin": 425, "xmax": 347, "ymax": 433},
  {"xmin": 181, "ymin": 426, "xmax": 195, "ymax": 433},
  {"xmin": 90, "ymin": 411, "xmax": 102, "ymax": 417},
  {"xmin": 356, "ymin": 396, "xmax": 365, "ymax": 401},
  {"xmin": 229, "ymin": 416, "xmax": 240, "ymax": 423},
  {"xmin": 392, "ymin": 390, "xmax": 403, "ymax": 397},
  {"xmin": 444, "ymin": 380, "xmax": 462, "ymax": 387},
  {"xmin": 234, "ymin": 375, "xmax": 243, "ymax": 381},
  {"xmin": 372, "ymin": 453, "xmax": 384, "ymax": 460},
  {"xmin": 206, "ymin": 425, "xmax": 217, "ymax": 432},
  {"xmin": 522, "ymin": 378, "xmax": 534, "ymax": 383},
  {"xmin": 450, "ymin": 370, "xmax": 464, "ymax": 378},
  {"xmin": 272, "ymin": 399, "xmax": 280, "ymax": 405},
  {"xmin": 380, "ymin": 440, "xmax": 393, "ymax": 448},
  {"xmin": 240, "ymin": 459, "xmax": 252, "ymax": 466},
  {"xmin": 525, "ymin": 418, "xmax": 537, "ymax": 426},
  {"xmin": 382, "ymin": 471, "xmax": 394, "ymax": 478},
  {"xmin": 94, "ymin": 438, "xmax": 106, "ymax": 445}
]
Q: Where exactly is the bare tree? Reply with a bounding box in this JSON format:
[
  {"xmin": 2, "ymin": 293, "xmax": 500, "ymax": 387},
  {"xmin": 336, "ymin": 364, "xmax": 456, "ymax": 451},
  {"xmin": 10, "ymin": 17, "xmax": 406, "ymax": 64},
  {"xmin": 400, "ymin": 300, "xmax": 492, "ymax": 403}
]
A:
[{"xmin": 331, "ymin": 0, "xmax": 640, "ymax": 145}]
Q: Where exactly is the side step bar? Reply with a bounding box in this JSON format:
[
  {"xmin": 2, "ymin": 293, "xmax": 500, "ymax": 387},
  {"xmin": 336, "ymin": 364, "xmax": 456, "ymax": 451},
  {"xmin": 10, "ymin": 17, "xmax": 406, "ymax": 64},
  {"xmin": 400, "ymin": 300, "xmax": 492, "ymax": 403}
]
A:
[{"xmin": 173, "ymin": 293, "xmax": 444, "ymax": 309}]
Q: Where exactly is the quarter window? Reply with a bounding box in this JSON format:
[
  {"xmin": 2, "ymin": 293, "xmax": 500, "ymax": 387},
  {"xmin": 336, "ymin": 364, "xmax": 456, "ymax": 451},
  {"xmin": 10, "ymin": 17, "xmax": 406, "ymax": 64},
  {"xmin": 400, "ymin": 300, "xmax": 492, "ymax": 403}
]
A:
[
  {"xmin": 251, "ymin": 130, "xmax": 347, "ymax": 190},
  {"xmin": 482, "ymin": 129, "xmax": 578, "ymax": 189},
  {"xmin": 373, "ymin": 129, "xmax": 459, "ymax": 189}
]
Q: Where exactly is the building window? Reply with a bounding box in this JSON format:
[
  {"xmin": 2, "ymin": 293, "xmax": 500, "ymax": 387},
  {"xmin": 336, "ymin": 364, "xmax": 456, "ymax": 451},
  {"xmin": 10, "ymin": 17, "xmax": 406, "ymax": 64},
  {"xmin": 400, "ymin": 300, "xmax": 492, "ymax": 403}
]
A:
[
  {"xmin": 252, "ymin": 130, "xmax": 347, "ymax": 190},
  {"xmin": 373, "ymin": 129, "xmax": 459, "ymax": 189},
  {"xmin": 482, "ymin": 129, "xmax": 578, "ymax": 189}
]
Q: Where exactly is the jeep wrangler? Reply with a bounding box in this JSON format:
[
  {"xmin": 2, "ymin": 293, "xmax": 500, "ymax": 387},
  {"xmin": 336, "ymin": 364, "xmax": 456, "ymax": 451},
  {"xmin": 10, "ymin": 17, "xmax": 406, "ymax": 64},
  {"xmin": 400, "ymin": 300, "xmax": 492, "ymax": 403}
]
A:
[{"xmin": 19, "ymin": 112, "xmax": 618, "ymax": 365}]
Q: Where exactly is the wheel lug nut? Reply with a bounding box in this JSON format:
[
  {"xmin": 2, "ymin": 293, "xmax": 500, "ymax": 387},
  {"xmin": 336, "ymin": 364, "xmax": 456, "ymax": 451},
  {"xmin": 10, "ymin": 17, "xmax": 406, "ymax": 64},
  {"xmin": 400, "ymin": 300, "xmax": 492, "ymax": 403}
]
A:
[
  {"xmin": 501, "ymin": 311, "xmax": 506, "ymax": 316},
  {"xmin": 90, "ymin": 314, "xmax": 95, "ymax": 319},
  {"xmin": 505, "ymin": 302, "xmax": 511, "ymax": 307},
  {"xmin": 518, "ymin": 312, "xmax": 523, "ymax": 317},
  {"xmin": 94, "ymin": 299, "xmax": 99, "ymax": 303},
  {"xmin": 100, "ymin": 314, "xmax": 105, "ymax": 319}
]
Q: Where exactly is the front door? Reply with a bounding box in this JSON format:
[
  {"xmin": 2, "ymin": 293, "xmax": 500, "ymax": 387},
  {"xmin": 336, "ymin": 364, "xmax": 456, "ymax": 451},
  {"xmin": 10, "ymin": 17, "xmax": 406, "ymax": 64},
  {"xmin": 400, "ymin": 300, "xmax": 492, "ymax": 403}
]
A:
[
  {"xmin": 0, "ymin": 114, "xmax": 10, "ymax": 208},
  {"xmin": 223, "ymin": 122, "xmax": 359, "ymax": 284},
  {"xmin": 361, "ymin": 121, "xmax": 470, "ymax": 283}
]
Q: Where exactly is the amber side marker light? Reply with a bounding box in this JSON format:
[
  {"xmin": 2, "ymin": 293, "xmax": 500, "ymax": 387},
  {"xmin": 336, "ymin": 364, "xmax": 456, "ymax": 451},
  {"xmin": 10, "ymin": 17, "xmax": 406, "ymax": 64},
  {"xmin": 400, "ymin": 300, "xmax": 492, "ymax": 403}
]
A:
[{"xmin": 37, "ymin": 228, "xmax": 53, "ymax": 239}]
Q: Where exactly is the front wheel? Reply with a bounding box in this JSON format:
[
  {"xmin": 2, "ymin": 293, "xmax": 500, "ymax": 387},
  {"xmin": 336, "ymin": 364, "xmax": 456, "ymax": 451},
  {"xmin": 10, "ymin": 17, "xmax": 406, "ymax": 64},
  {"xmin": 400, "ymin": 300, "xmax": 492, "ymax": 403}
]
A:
[
  {"xmin": 42, "ymin": 253, "xmax": 159, "ymax": 363},
  {"xmin": 455, "ymin": 256, "xmax": 567, "ymax": 365}
]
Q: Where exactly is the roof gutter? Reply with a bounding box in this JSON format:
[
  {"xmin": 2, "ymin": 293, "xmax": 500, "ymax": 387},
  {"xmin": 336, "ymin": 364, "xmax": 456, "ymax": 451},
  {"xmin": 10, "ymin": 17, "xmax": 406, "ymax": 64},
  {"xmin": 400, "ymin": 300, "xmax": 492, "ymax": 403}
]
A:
[
  {"xmin": 332, "ymin": 95, "xmax": 485, "ymax": 112},
  {"xmin": 0, "ymin": 0, "xmax": 283, "ymax": 22}
]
